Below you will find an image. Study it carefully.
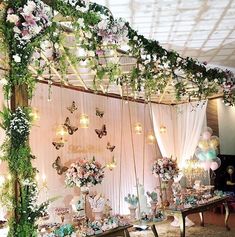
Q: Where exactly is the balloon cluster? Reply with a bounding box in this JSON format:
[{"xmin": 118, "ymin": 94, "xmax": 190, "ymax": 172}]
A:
[{"xmin": 195, "ymin": 127, "xmax": 221, "ymax": 171}]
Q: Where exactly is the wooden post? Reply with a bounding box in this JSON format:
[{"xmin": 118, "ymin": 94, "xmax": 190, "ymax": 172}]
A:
[{"xmin": 10, "ymin": 84, "xmax": 28, "ymax": 226}]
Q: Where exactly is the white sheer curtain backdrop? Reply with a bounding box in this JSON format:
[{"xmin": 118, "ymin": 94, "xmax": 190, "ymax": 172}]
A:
[
  {"xmin": 151, "ymin": 101, "xmax": 207, "ymax": 167},
  {"xmin": 173, "ymin": 101, "xmax": 208, "ymax": 167},
  {"xmin": 28, "ymin": 83, "xmax": 160, "ymax": 216},
  {"xmin": 151, "ymin": 104, "xmax": 176, "ymax": 157}
]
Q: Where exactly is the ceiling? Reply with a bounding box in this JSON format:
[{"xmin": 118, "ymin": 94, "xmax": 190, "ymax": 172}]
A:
[{"xmin": 95, "ymin": 0, "xmax": 235, "ymax": 70}]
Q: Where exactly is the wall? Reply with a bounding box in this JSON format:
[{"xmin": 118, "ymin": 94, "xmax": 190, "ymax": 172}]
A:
[{"xmin": 217, "ymin": 98, "xmax": 235, "ymax": 155}]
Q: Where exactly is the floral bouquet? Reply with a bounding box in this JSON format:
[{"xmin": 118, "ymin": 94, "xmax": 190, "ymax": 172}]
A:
[
  {"xmin": 65, "ymin": 157, "xmax": 104, "ymax": 188},
  {"xmin": 152, "ymin": 157, "xmax": 179, "ymax": 181},
  {"xmin": 6, "ymin": 0, "xmax": 51, "ymax": 45}
]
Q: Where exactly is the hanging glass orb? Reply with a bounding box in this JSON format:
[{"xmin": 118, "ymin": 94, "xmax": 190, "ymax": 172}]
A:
[
  {"xmin": 56, "ymin": 125, "xmax": 69, "ymax": 137},
  {"xmin": 147, "ymin": 132, "xmax": 156, "ymax": 144},
  {"xmin": 160, "ymin": 125, "xmax": 167, "ymax": 134},
  {"xmin": 80, "ymin": 114, "xmax": 89, "ymax": 128},
  {"xmin": 134, "ymin": 122, "xmax": 142, "ymax": 134},
  {"xmin": 30, "ymin": 107, "xmax": 40, "ymax": 123}
]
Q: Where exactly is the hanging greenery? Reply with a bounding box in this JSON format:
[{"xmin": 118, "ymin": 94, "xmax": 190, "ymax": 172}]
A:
[{"xmin": 0, "ymin": 0, "xmax": 234, "ymax": 236}]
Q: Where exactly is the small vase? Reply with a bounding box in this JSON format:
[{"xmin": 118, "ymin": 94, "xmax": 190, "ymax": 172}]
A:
[
  {"xmin": 129, "ymin": 206, "xmax": 137, "ymax": 219},
  {"xmin": 93, "ymin": 210, "xmax": 103, "ymax": 220}
]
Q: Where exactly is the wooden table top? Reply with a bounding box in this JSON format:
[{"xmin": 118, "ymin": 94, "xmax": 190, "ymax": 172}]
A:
[{"xmin": 164, "ymin": 196, "xmax": 228, "ymax": 215}]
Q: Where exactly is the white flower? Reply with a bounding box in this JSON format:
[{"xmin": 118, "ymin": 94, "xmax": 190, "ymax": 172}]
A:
[
  {"xmin": 13, "ymin": 54, "xmax": 21, "ymax": 63},
  {"xmin": 133, "ymin": 36, "xmax": 138, "ymax": 41},
  {"xmin": 7, "ymin": 14, "xmax": 19, "ymax": 24},
  {"xmin": 98, "ymin": 19, "xmax": 108, "ymax": 30},
  {"xmin": 23, "ymin": 1, "xmax": 36, "ymax": 15},
  {"xmin": 85, "ymin": 31, "xmax": 92, "ymax": 39},
  {"xmin": 77, "ymin": 18, "xmax": 85, "ymax": 28},
  {"xmin": 31, "ymin": 24, "xmax": 42, "ymax": 35},
  {"xmin": 88, "ymin": 51, "xmax": 95, "ymax": 57},
  {"xmin": 13, "ymin": 26, "xmax": 21, "ymax": 34}
]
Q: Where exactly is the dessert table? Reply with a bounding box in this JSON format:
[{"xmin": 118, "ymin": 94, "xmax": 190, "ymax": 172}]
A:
[{"xmin": 163, "ymin": 196, "xmax": 230, "ymax": 237}]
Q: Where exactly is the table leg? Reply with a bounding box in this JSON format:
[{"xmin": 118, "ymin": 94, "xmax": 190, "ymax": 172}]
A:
[
  {"xmin": 224, "ymin": 202, "xmax": 230, "ymax": 231},
  {"xmin": 124, "ymin": 229, "xmax": 131, "ymax": 237},
  {"xmin": 199, "ymin": 212, "xmax": 204, "ymax": 227},
  {"xmin": 178, "ymin": 214, "xmax": 186, "ymax": 237},
  {"xmin": 151, "ymin": 224, "xmax": 159, "ymax": 237}
]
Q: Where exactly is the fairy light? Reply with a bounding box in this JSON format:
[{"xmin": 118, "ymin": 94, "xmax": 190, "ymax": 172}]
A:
[
  {"xmin": 147, "ymin": 132, "xmax": 156, "ymax": 144},
  {"xmin": 30, "ymin": 107, "xmax": 40, "ymax": 123},
  {"xmin": 56, "ymin": 125, "xmax": 69, "ymax": 137},
  {"xmin": 160, "ymin": 124, "xmax": 167, "ymax": 134},
  {"xmin": 134, "ymin": 122, "xmax": 142, "ymax": 135},
  {"xmin": 80, "ymin": 114, "xmax": 89, "ymax": 128}
]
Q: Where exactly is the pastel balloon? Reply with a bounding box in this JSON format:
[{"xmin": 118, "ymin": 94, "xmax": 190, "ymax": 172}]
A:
[
  {"xmin": 202, "ymin": 131, "xmax": 212, "ymax": 140},
  {"xmin": 195, "ymin": 147, "xmax": 202, "ymax": 158},
  {"xmin": 210, "ymin": 162, "xmax": 219, "ymax": 171},
  {"xmin": 198, "ymin": 140, "xmax": 209, "ymax": 151},
  {"xmin": 201, "ymin": 161, "xmax": 212, "ymax": 171},
  {"xmin": 204, "ymin": 127, "xmax": 213, "ymax": 135},
  {"xmin": 214, "ymin": 157, "xmax": 221, "ymax": 168},
  {"xmin": 206, "ymin": 149, "xmax": 217, "ymax": 160},
  {"xmin": 209, "ymin": 136, "xmax": 220, "ymax": 149},
  {"xmin": 197, "ymin": 152, "xmax": 207, "ymax": 161}
]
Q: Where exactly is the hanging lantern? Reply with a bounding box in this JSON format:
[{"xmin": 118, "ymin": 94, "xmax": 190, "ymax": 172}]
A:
[
  {"xmin": 160, "ymin": 125, "xmax": 167, "ymax": 134},
  {"xmin": 56, "ymin": 125, "xmax": 69, "ymax": 137},
  {"xmin": 106, "ymin": 156, "xmax": 117, "ymax": 171},
  {"xmin": 30, "ymin": 107, "xmax": 40, "ymax": 123},
  {"xmin": 147, "ymin": 132, "xmax": 156, "ymax": 144},
  {"xmin": 134, "ymin": 122, "xmax": 142, "ymax": 134},
  {"xmin": 80, "ymin": 114, "xmax": 89, "ymax": 128}
]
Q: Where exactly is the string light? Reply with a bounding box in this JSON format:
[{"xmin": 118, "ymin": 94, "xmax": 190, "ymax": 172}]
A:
[
  {"xmin": 56, "ymin": 125, "xmax": 69, "ymax": 137},
  {"xmin": 80, "ymin": 114, "xmax": 89, "ymax": 128},
  {"xmin": 147, "ymin": 132, "xmax": 156, "ymax": 144},
  {"xmin": 106, "ymin": 156, "xmax": 117, "ymax": 171},
  {"xmin": 134, "ymin": 122, "xmax": 142, "ymax": 135},
  {"xmin": 159, "ymin": 124, "xmax": 167, "ymax": 134},
  {"xmin": 30, "ymin": 107, "xmax": 40, "ymax": 123}
]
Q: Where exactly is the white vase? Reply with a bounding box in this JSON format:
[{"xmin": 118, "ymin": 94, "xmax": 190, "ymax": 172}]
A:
[{"xmin": 93, "ymin": 210, "xmax": 103, "ymax": 220}]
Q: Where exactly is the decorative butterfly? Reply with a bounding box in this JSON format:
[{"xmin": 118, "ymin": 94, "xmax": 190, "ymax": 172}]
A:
[
  {"xmin": 67, "ymin": 101, "xmax": 78, "ymax": 114},
  {"xmin": 52, "ymin": 156, "xmax": 68, "ymax": 175},
  {"xmin": 95, "ymin": 124, "xmax": 107, "ymax": 139},
  {"xmin": 107, "ymin": 142, "xmax": 115, "ymax": 152},
  {"xmin": 64, "ymin": 117, "xmax": 78, "ymax": 135},
  {"xmin": 52, "ymin": 140, "xmax": 64, "ymax": 150},
  {"xmin": 96, "ymin": 107, "xmax": 104, "ymax": 118}
]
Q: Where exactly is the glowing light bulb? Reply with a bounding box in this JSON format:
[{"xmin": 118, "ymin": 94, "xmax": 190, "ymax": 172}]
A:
[
  {"xmin": 160, "ymin": 125, "xmax": 167, "ymax": 134},
  {"xmin": 147, "ymin": 132, "xmax": 156, "ymax": 144},
  {"xmin": 80, "ymin": 114, "xmax": 89, "ymax": 128},
  {"xmin": 30, "ymin": 107, "xmax": 40, "ymax": 123},
  {"xmin": 56, "ymin": 125, "xmax": 69, "ymax": 137},
  {"xmin": 134, "ymin": 122, "xmax": 142, "ymax": 135}
]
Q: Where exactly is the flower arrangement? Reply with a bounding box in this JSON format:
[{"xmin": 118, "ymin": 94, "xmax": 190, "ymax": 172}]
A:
[
  {"xmin": 95, "ymin": 18, "xmax": 128, "ymax": 45},
  {"xmin": 7, "ymin": 107, "xmax": 30, "ymax": 145},
  {"xmin": 65, "ymin": 157, "xmax": 104, "ymax": 188},
  {"xmin": 152, "ymin": 157, "xmax": 179, "ymax": 181},
  {"xmin": 53, "ymin": 223, "xmax": 75, "ymax": 237},
  {"xmin": 124, "ymin": 194, "xmax": 138, "ymax": 208},
  {"xmin": 7, "ymin": 0, "xmax": 51, "ymax": 46}
]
